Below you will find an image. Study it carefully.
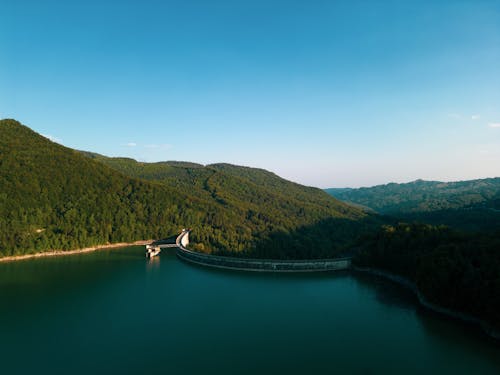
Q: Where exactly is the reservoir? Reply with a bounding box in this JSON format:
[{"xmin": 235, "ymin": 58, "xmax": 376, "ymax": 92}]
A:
[{"xmin": 0, "ymin": 246, "xmax": 499, "ymax": 374}]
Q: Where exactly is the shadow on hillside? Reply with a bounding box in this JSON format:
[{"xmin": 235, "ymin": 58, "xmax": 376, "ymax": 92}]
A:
[
  {"xmin": 212, "ymin": 214, "xmax": 388, "ymax": 260},
  {"xmin": 398, "ymin": 208, "xmax": 500, "ymax": 232}
]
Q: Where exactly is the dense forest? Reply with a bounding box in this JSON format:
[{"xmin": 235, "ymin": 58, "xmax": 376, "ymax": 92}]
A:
[
  {"xmin": 326, "ymin": 178, "xmax": 500, "ymax": 214},
  {"xmin": 330, "ymin": 178, "xmax": 500, "ymax": 332},
  {"xmin": 353, "ymin": 223, "xmax": 500, "ymax": 331},
  {"xmin": 81, "ymin": 149, "xmax": 380, "ymax": 259},
  {"xmin": 0, "ymin": 119, "xmax": 371, "ymax": 259},
  {"xmin": 326, "ymin": 179, "xmax": 500, "ymax": 231}
]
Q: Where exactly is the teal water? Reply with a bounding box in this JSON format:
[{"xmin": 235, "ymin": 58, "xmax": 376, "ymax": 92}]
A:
[{"xmin": 0, "ymin": 246, "xmax": 499, "ymax": 375}]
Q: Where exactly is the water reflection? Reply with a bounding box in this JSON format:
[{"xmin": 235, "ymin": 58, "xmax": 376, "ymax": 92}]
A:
[
  {"xmin": 1, "ymin": 246, "xmax": 499, "ymax": 375},
  {"xmin": 351, "ymin": 270, "xmax": 500, "ymax": 357},
  {"xmin": 352, "ymin": 271, "xmax": 419, "ymax": 311},
  {"xmin": 146, "ymin": 255, "xmax": 161, "ymax": 271}
]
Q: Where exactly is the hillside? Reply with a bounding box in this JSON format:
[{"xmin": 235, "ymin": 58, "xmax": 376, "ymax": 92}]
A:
[
  {"xmin": 0, "ymin": 119, "xmax": 369, "ymax": 259},
  {"xmin": 81, "ymin": 151, "xmax": 213, "ymax": 194},
  {"xmin": 0, "ymin": 119, "xmax": 213, "ymax": 257},
  {"xmin": 326, "ymin": 179, "xmax": 500, "ymax": 231},
  {"xmin": 82, "ymin": 154, "xmax": 354, "ymax": 215},
  {"xmin": 81, "ymin": 150, "xmax": 373, "ymax": 258},
  {"xmin": 354, "ymin": 223, "xmax": 500, "ymax": 331}
]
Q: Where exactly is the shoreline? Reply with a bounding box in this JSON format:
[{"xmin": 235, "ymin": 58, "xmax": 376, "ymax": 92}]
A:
[
  {"xmin": 0, "ymin": 240, "xmax": 151, "ymax": 263},
  {"xmin": 352, "ymin": 265, "xmax": 500, "ymax": 342},
  {"xmin": 2, "ymin": 237, "xmax": 499, "ymax": 342}
]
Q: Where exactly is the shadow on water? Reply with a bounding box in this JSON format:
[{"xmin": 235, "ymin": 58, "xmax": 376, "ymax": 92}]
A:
[
  {"xmin": 179, "ymin": 235, "xmax": 500, "ymax": 353},
  {"xmin": 152, "ymin": 216, "xmax": 500, "ymax": 353},
  {"xmin": 351, "ymin": 271, "xmax": 500, "ymax": 350},
  {"xmin": 352, "ymin": 271, "xmax": 419, "ymax": 311},
  {"xmin": 1, "ymin": 239, "xmax": 500, "ymax": 374},
  {"xmin": 203, "ymin": 214, "xmax": 500, "ymax": 349}
]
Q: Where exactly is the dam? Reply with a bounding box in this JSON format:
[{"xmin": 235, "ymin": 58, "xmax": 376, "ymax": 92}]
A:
[{"xmin": 147, "ymin": 229, "xmax": 351, "ymax": 272}]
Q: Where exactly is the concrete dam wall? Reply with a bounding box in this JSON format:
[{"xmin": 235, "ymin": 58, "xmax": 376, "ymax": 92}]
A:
[{"xmin": 176, "ymin": 244, "xmax": 351, "ymax": 272}]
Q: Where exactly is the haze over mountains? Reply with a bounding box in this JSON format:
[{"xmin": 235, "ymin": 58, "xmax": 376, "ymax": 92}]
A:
[{"xmin": 327, "ymin": 179, "xmax": 500, "ymax": 231}]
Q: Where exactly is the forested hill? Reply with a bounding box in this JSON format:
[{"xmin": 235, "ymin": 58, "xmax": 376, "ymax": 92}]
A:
[
  {"xmin": 80, "ymin": 150, "xmax": 372, "ymax": 258},
  {"xmin": 326, "ymin": 179, "xmax": 500, "ymax": 231},
  {"xmin": 331, "ymin": 180, "xmax": 500, "ymax": 331},
  {"xmin": 81, "ymin": 153, "xmax": 342, "ymax": 211},
  {"xmin": 326, "ymin": 179, "xmax": 500, "ymax": 213},
  {"xmin": 354, "ymin": 223, "xmax": 500, "ymax": 332},
  {"xmin": 0, "ymin": 119, "xmax": 369, "ymax": 259}
]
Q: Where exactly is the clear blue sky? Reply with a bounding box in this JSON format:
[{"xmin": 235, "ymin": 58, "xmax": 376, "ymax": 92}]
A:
[{"xmin": 1, "ymin": 0, "xmax": 499, "ymax": 187}]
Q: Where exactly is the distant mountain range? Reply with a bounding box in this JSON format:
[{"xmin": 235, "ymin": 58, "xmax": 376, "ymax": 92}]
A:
[
  {"xmin": 326, "ymin": 178, "xmax": 500, "ymax": 231},
  {"xmin": 0, "ymin": 119, "xmax": 369, "ymax": 259}
]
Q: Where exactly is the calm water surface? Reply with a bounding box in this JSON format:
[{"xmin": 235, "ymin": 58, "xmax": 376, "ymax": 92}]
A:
[{"xmin": 0, "ymin": 246, "xmax": 499, "ymax": 374}]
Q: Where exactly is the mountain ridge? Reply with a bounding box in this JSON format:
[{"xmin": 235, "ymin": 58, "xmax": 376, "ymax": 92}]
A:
[
  {"xmin": 326, "ymin": 177, "xmax": 500, "ymax": 231},
  {"xmin": 0, "ymin": 119, "xmax": 369, "ymax": 259}
]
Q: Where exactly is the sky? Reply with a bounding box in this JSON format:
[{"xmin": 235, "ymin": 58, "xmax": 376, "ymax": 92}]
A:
[{"xmin": 1, "ymin": 0, "xmax": 500, "ymax": 188}]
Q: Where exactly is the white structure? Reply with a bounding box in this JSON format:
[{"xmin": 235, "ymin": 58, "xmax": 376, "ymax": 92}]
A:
[{"xmin": 180, "ymin": 230, "xmax": 190, "ymax": 248}]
